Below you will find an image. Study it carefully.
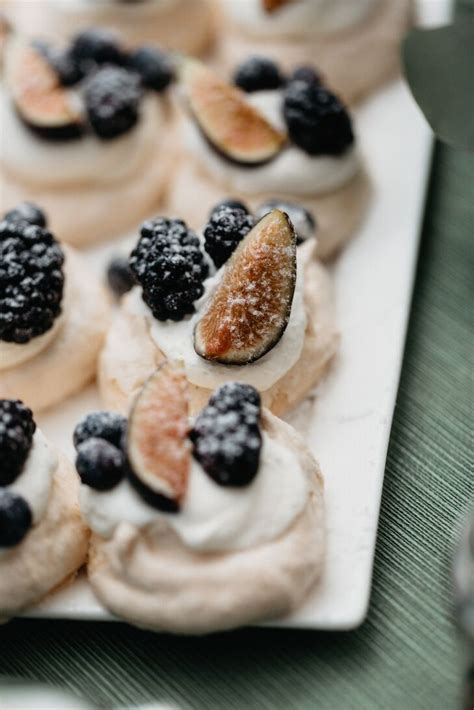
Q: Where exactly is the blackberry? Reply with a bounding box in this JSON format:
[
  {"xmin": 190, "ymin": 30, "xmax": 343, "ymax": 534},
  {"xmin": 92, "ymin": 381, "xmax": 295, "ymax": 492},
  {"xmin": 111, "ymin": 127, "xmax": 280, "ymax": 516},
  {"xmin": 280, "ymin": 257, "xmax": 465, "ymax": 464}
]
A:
[
  {"xmin": 204, "ymin": 205, "xmax": 254, "ymax": 268},
  {"xmin": 190, "ymin": 383, "xmax": 262, "ymax": 487},
  {"xmin": 73, "ymin": 411, "xmax": 127, "ymax": 450},
  {"xmin": 0, "ymin": 399, "xmax": 36, "ymax": 485},
  {"xmin": 84, "ymin": 66, "xmax": 143, "ymax": 140},
  {"xmin": 0, "ymin": 489, "xmax": 32, "ymax": 548},
  {"xmin": 255, "ymin": 200, "xmax": 316, "ymax": 243},
  {"xmin": 128, "ymin": 46, "xmax": 174, "ymax": 92},
  {"xmin": 283, "ymin": 81, "xmax": 354, "ymax": 156},
  {"xmin": 75, "ymin": 438, "xmax": 126, "ymax": 491},
  {"xmin": 234, "ymin": 56, "xmax": 284, "ymax": 93},
  {"xmin": 70, "ymin": 28, "xmax": 124, "ymax": 72},
  {"xmin": 4, "ymin": 202, "xmax": 47, "ymax": 228},
  {"xmin": 130, "ymin": 217, "xmax": 209, "ymax": 321},
  {"xmin": 291, "ymin": 65, "xmax": 321, "ymax": 86},
  {"xmin": 34, "ymin": 40, "xmax": 84, "ymax": 86},
  {"xmin": 208, "ymin": 198, "xmax": 250, "ymax": 218},
  {"xmin": 0, "ymin": 220, "xmax": 64, "ymax": 344},
  {"xmin": 106, "ymin": 255, "xmax": 135, "ymax": 298}
]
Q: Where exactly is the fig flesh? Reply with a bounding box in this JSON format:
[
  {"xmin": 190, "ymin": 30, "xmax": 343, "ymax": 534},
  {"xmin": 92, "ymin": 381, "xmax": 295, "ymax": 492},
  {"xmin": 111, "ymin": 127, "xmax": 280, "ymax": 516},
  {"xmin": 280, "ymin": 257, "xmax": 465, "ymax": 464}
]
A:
[
  {"xmin": 7, "ymin": 42, "xmax": 83, "ymax": 140},
  {"xmin": 127, "ymin": 362, "xmax": 191, "ymax": 512},
  {"xmin": 181, "ymin": 59, "xmax": 286, "ymax": 165},
  {"xmin": 194, "ymin": 209, "xmax": 297, "ymax": 365}
]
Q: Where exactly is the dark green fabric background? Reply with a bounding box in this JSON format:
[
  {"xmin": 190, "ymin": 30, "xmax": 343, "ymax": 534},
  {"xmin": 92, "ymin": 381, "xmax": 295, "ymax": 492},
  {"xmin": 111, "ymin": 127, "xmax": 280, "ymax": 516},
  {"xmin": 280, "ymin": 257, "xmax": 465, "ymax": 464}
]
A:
[{"xmin": 1, "ymin": 11, "xmax": 474, "ymax": 710}]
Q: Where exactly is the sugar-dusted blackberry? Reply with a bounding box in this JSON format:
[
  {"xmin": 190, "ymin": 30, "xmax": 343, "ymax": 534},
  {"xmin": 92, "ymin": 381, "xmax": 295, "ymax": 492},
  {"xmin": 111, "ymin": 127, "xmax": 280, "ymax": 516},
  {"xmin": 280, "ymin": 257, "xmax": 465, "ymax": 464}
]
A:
[
  {"xmin": 128, "ymin": 46, "xmax": 174, "ymax": 92},
  {"xmin": 70, "ymin": 28, "xmax": 124, "ymax": 71},
  {"xmin": 4, "ymin": 202, "xmax": 47, "ymax": 228},
  {"xmin": 255, "ymin": 199, "xmax": 316, "ymax": 243},
  {"xmin": 209, "ymin": 198, "xmax": 250, "ymax": 218},
  {"xmin": 0, "ymin": 489, "xmax": 32, "ymax": 548},
  {"xmin": 283, "ymin": 81, "xmax": 354, "ymax": 156},
  {"xmin": 106, "ymin": 255, "xmax": 135, "ymax": 298},
  {"xmin": 0, "ymin": 399, "xmax": 36, "ymax": 486},
  {"xmin": 73, "ymin": 411, "xmax": 127, "ymax": 451},
  {"xmin": 190, "ymin": 383, "xmax": 262, "ymax": 487},
  {"xmin": 208, "ymin": 382, "xmax": 261, "ymax": 415},
  {"xmin": 84, "ymin": 66, "xmax": 143, "ymax": 140},
  {"xmin": 204, "ymin": 205, "xmax": 254, "ymax": 268},
  {"xmin": 0, "ymin": 220, "xmax": 65, "ymax": 344},
  {"xmin": 75, "ymin": 437, "xmax": 126, "ymax": 491},
  {"xmin": 291, "ymin": 65, "xmax": 322, "ymax": 86},
  {"xmin": 130, "ymin": 217, "xmax": 209, "ymax": 321},
  {"xmin": 234, "ymin": 56, "xmax": 284, "ymax": 93}
]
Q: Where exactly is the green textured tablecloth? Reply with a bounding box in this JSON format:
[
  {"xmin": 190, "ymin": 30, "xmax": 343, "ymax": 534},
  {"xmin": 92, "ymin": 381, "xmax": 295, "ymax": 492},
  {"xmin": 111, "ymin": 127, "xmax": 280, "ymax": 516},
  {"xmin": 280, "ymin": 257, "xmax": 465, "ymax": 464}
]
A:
[{"xmin": 1, "ymin": 33, "xmax": 474, "ymax": 710}]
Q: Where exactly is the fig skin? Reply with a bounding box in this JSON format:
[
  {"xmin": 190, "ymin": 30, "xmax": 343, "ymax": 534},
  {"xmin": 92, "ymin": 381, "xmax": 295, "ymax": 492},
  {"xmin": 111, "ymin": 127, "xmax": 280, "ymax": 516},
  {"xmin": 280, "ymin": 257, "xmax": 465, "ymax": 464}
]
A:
[
  {"xmin": 181, "ymin": 59, "xmax": 286, "ymax": 166},
  {"xmin": 7, "ymin": 42, "xmax": 84, "ymax": 141},
  {"xmin": 126, "ymin": 362, "xmax": 191, "ymax": 513},
  {"xmin": 194, "ymin": 209, "xmax": 297, "ymax": 366}
]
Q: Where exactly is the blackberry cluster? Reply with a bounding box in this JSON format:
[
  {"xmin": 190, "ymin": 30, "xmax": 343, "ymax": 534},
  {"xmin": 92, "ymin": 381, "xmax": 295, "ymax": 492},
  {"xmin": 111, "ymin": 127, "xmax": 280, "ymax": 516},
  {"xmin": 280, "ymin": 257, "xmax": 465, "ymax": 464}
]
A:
[
  {"xmin": 209, "ymin": 198, "xmax": 249, "ymax": 215},
  {"xmin": 204, "ymin": 205, "xmax": 254, "ymax": 268},
  {"xmin": 0, "ymin": 489, "xmax": 32, "ymax": 548},
  {"xmin": 4, "ymin": 201, "xmax": 47, "ymax": 228},
  {"xmin": 291, "ymin": 65, "xmax": 321, "ymax": 86},
  {"xmin": 0, "ymin": 220, "xmax": 64, "ymax": 344},
  {"xmin": 0, "ymin": 399, "xmax": 36, "ymax": 486},
  {"xmin": 130, "ymin": 218, "xmax": 209, "ymax": 321},
  {"xmin": 84, "ymin": 66, "xmax": 143, "ymax": 139},
  {"xmin": 73, "ymin": 411, "xmax": 127, "ymax": 450},
  {"xmin": 128, "ymin": 46, "xmax": 174, "ymax": 92},
  {"xmin": 73, "ymin": 411, "xmax": 128, "ymax": 491},
  {"xmin": 283, "ymin": 81, "xmax": 354, "ymax": 156},
  {"xmin": 70, "ymin": 28, "xmax": 125, "ymax": 71},
  {"xmin": 234, "ymin": 56, "xmax": 284, "ymax": 93},
  {"xmin": 190, "ymin": 383, "xmax": 262, "ymax": 487}
]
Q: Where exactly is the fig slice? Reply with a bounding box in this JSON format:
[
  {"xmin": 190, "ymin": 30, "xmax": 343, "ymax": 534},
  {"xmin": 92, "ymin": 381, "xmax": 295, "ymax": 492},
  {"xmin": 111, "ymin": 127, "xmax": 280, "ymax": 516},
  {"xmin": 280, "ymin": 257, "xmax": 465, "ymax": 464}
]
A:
[
  {"xmin": 6, "ymin": 42, "xmax": 83, "ymax": 140},
  {"xmin": 180, "ymin": 59, "xmax": 286, "ymax": 165},
  {"xmin": 194, "ymin": 209, "xmax": 297, "ymax": 365},
  {"xmin": 127, "ymin": 362, "xmax": 191, "ymax": 513}
]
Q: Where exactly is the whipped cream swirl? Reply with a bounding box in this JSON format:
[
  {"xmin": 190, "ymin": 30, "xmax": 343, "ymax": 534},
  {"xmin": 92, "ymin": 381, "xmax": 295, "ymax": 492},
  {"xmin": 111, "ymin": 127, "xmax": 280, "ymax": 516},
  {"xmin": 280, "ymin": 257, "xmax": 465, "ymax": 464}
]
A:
[
  {"xmin": 80, "ymin": 431, "xmax": 308, "ymax": 551},
  {"xmin": 1, "ymin": 92, "xmax": 165, "ymax": 189},
  {"xmin": 185, "ymin": 90, "xmax": 360, "ymax": 196},
  {"xmin": 0, "ymin": 430, "xmax": 56, "ymax": 554}
]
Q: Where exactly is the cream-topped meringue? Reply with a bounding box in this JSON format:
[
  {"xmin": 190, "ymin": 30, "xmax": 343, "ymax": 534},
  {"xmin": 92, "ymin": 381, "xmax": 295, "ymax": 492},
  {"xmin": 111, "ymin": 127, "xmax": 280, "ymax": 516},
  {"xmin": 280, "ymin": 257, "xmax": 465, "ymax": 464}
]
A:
[
  {"xmin": 81, "ymin": 431, "xmax": 308, "ymax": 551},
  {"xmin": 129, "ymin": 246, "xmax": 307, "ymax": 393},
  {"xmin": 183, "ymin": 89, "xmax": 360, "ymax": 197},
  {"xmin": 1, "ymin": 92, "xmax": 165, "ymax": 189}
]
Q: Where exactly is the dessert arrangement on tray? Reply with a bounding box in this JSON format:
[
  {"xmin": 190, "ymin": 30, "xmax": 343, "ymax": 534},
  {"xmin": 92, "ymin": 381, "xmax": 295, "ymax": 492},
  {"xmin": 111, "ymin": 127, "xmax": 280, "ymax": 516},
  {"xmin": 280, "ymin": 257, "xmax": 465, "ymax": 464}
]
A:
[{"xmin": 0, "ymin": 0, "xmax": 424, "ymax": 633}]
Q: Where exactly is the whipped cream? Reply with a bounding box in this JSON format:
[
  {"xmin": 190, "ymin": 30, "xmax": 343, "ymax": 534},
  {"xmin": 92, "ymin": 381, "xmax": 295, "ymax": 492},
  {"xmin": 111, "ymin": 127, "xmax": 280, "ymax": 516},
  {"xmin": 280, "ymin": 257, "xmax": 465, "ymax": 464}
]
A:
[
  {"xmin": 0, "ymin": 248, "xmax": 73, "ymax": 371},
  {"xmin": 0, "ymin": 430, "xmax": 56, "ymax": 553},
  {"xmin": 0, "ymin": 92, "xmax": 165, "ymax": 189},
  {"xmin": 80, "ymin": 431, "xmax": 308, "ymax": 551},
  {"xmin": 0, "ymin": 314, "xmax": 65, "ymax": 371},
  {"xmin": 227, "ymin": 0, "xmax": 378, "ymax": 37},
  {"xmin": 129, "ymin": 248, "xmax": 307, "ymax": 392},
  {"xmin": 185, "ymin": 90, "xmax": 360, "ymax": 196}
]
